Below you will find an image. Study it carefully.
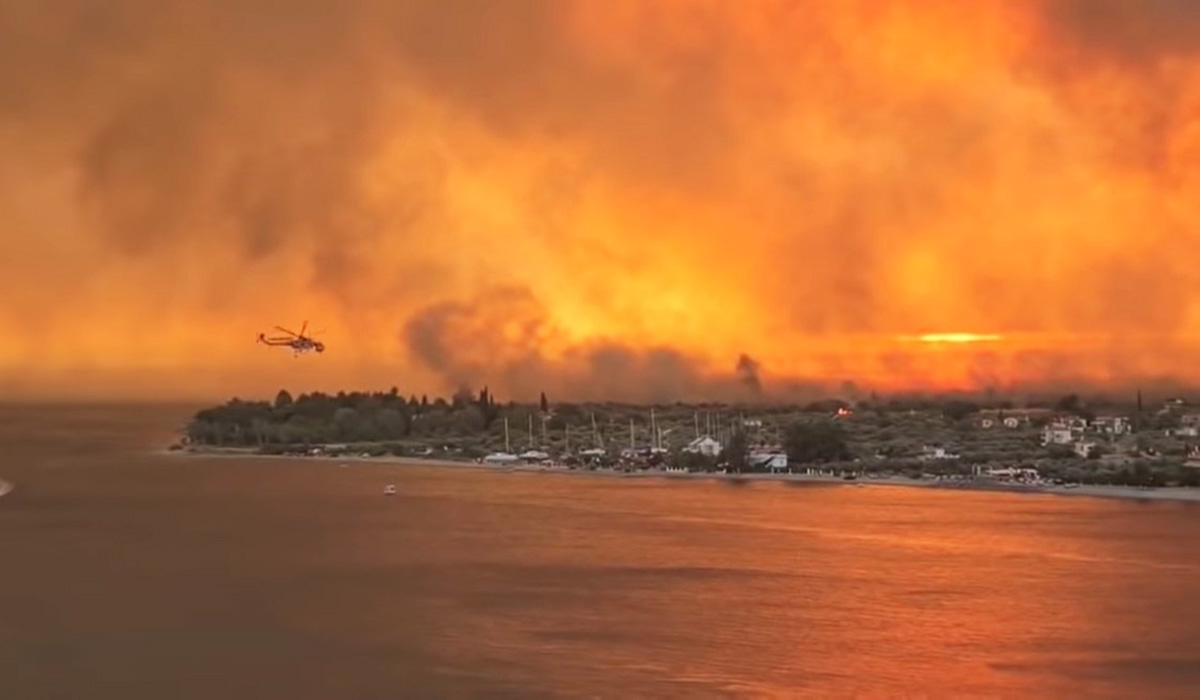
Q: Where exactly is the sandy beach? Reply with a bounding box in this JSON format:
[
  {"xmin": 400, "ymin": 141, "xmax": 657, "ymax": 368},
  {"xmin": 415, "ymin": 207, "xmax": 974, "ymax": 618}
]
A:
[{"xmin": 170, "ymin": 448, "xmax": 1200, "ymax": 504}]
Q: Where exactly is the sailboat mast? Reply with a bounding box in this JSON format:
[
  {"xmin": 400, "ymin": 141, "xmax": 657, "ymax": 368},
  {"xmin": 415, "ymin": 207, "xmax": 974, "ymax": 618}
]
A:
[{"xmin": 504, "ymin": 416, "xmax": 510, "ymax": 453}]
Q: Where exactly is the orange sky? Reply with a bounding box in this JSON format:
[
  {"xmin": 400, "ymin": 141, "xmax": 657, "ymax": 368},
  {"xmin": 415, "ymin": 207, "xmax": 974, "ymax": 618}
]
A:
[{"xmin": 2, "ymin": 0, "xmax": 1200, "ymax": 402}]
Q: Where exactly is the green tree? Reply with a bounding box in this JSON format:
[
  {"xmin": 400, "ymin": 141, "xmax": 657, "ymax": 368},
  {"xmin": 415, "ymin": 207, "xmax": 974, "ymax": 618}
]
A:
[
  {"xmin": 540, "ymin": 391, "xmax": 549, "ymax": 414},
  {"xmin": 452, "ymin": 387, "xmax": 473, "ymax": 410},
  {"xmin": 1132, "ymin": 462, "xmax": 1154, "ymax": 487},
  {"xmin": 250, "ymin": 417, "xmax": 275, "ymax": 446},
  {"xmin": 1047, "ymin": 444, "xmax": 1076, "ymax": 460},
  {"xmin": 1153, "ymin": 412, "xmax": 1182, "ymax": 431},
  {"xmin": 452, "ymin": 406, "xmax": 486, "ymax": 434},
  {"xmin": 1055, "ymin": 394, "xmax": 1094, "ymax": 420},
  {"xmin": 722, "ymin": 430, "xmax": 750, "ymax": 473},
  {"xmin": 1056, "ymin": 394, "xmax": 1082, "ymax": 413},
  {"xmin": 941, "ymin": 400, "xmax": 979, "ymax": 422},
  {"xmin": 333, "ymin": 407, "xmax": 360, "ymax": 441},
  {"xmin": 678, "ymin": 450, "xmax": 716, "ymax": 472},
  {"xmin": 784, "ymin": 421, "xmax": 852, "ymax": 464},
  {"xmin": 279, "ymin": 417, "xmax": 313, "ymax": 444},
  {"xmin": 376, "ymin": 408, "xmax": 408, "ymax": 439},
  {"xmin": 274, "ymin": 389, "xmax": 294, "ymax": 410}
]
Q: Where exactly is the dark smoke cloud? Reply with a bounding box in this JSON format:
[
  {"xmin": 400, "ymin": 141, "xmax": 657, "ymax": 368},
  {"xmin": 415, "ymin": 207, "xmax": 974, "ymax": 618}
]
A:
[
  {"xmin": 3, "ymin": 1, "xmax": 1200, "ymax": 400},
  {"xmin": 1, "ymin": 0, "xmax": 444, "ymax": 302},
  {"xmin": 1047, "ymin": 0, "xmax": 1200, "ymax": 61},
  {"xmin": 402, "ymin": 286, "xmax": 762, "ymax": 403},
  {"xmin": 736, "ymin": 354, "xmax": 762, "ymax": 394}
]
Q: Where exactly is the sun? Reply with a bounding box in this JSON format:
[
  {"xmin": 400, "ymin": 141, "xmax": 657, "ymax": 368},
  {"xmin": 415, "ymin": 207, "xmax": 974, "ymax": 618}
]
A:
[{"xmin": 901, "ymin": 333, "xmax": 1004, "ymax": 344}]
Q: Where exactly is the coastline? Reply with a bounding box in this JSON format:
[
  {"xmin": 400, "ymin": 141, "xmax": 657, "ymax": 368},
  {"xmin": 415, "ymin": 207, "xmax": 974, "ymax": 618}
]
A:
[{"xmin": 166, "ymin": 449, "xmax": 1200, "ymax": 504}]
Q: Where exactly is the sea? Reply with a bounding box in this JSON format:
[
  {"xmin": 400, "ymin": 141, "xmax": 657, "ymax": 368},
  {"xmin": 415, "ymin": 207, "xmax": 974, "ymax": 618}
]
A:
[{"xmin": 1, "ymin": 404, "xmax": 1199, "ymax": 699}]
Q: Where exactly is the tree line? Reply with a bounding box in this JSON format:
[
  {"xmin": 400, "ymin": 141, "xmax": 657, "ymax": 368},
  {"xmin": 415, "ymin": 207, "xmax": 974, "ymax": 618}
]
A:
[
  {"xmin": 185, "ymin": 388, "xmax": 857, "ymax": 469},
  {"xmin": 186, "ymin": 387, "xmax": 510, "ymax": 447}
]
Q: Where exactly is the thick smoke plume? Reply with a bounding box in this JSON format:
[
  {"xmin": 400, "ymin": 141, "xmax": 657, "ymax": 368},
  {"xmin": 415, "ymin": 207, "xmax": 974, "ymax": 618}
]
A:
[
  {"xmin": 736, "ymin": 354, "xmax": 762, "ymax": 395},
  {"xmin": 2, "ymin": 1, "xmax": 1200, "ymax": 400},
  {"xmin": 401, "ymin": 286, "xmax": 759, "ymax": 403}
]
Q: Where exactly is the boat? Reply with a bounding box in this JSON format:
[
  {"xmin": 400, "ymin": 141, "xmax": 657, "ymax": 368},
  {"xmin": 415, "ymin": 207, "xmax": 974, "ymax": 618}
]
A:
[
  {"xmin": 482, "ymin": 452, "xmax": 520, "ymax": 465},
  {"xmin": 383, "ymin": 484, "xmax": 396, "ymax": 496}
]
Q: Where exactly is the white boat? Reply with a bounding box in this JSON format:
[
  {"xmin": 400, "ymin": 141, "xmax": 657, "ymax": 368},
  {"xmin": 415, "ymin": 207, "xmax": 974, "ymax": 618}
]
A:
[
  {"xmin": 383, "ymin": 484, "xmax": 397, "ymax": 496},
  {"xmin": 482, "ymin": 452, "xmax": 520, "ymax": 465}
]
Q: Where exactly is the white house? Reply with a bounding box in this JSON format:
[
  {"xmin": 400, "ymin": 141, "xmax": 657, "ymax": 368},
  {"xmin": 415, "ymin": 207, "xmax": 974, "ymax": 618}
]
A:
[
  {"xmin": 1074, "ymin": 440, "xmax": 1098, "ymax": 458},
  {"xmin": 920, "ymin": 445, "xmax": 959, "ymax": 461},
  {"xmin": 684, "ymin": 436, "xmax": 722, "ymax": 457},
  {"xmin": 1090, "ymin": 416, "xmax": 1130, "ymax": 436},
  {"xmin": 981, "ymin": 466, "xmax": 1041, "ymax": 482},
  {"xmin": 748, "ymin": 451, "xmax": 788, "ymax": 471},
  {"xmin": 1042, "ymin": 422, "xmax": 1076, "ymax": 445}
]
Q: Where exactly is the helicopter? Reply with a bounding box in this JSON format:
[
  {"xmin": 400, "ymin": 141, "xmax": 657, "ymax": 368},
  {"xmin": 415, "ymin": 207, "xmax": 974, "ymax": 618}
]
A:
[{"xmin": 257, "ymin": 321, "xmax": 325, "ymax": 357}]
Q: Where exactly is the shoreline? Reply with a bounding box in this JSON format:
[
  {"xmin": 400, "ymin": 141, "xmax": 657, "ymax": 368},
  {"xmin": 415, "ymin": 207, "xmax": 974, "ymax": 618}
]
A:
[{"xmin": 166, "ymin": 448, "xmax": 1200, "ymax": 504}]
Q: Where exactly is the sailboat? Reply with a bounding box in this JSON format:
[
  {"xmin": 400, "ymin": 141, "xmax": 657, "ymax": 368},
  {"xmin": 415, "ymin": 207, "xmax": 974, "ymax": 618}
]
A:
[
  {"xmin": 518, "ymin": 413, "xmax": 550, "ymax": 463},
  {"xmin": 578, "ymin": 412, "xmax": 607, "ymax": 461},
  {"xmin": 483, "ymin": 416, "xmax": 519, "ymax": 465},
  {"xmin": 649, "ymin": 408, "xmax": 669, "ymax": 455}
]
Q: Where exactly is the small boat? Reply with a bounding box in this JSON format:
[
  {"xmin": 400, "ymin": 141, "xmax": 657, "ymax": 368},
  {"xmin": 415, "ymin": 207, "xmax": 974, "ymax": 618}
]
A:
[{"xmin": 383, "ymin": 484, "xmax": 397, "ymax": 496}]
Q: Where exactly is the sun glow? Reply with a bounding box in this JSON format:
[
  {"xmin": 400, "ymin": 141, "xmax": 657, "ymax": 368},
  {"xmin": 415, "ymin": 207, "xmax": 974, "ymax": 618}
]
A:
[{"xmin": 905, "ymin": 333, "xmax": 1005, "ymax": 344}]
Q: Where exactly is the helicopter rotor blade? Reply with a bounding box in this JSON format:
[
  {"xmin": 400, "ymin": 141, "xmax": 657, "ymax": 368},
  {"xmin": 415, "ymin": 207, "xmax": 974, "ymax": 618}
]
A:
[
  {"xmin": 274, "ymin": 326, "xmax": 298, "ymax": 337},
  {"xmin": 299, "ymin": 320, "xmax": 308, "ymax": 337}
]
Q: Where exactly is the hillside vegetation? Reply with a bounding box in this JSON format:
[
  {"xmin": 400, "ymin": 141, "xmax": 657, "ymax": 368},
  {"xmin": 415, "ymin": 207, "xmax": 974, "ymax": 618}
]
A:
[{"xmin": 181, "ymin": 388, "xmax": 1200, "ymax": 487}]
